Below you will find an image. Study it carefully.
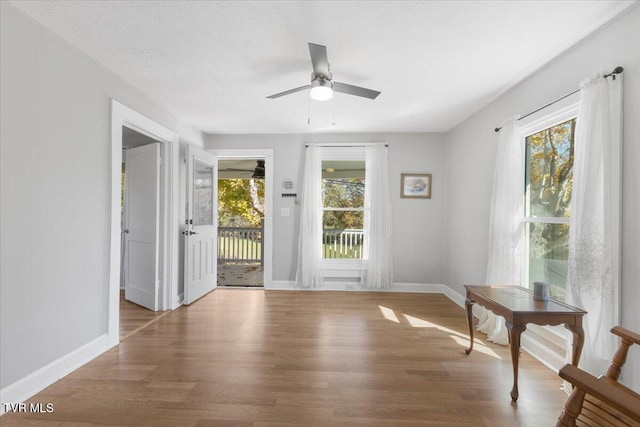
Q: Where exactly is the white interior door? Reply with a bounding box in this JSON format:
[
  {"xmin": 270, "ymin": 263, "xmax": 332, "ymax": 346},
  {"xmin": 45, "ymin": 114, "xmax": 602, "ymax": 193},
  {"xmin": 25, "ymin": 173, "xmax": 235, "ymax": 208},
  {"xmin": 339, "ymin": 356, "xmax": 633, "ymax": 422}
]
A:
[
  {"xmin": 124, "ymin": 143, "xmax": 160, "ymax": 311},
  {"xmin": 184, "ymin": 145, "xmax": 217, "ymax": 305}
]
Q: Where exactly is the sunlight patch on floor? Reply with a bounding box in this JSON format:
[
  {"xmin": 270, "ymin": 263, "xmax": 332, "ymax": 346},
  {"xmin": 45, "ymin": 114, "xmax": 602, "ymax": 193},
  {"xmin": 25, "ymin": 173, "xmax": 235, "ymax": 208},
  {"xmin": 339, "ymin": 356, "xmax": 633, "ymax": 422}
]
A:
[
  {"xmin": 378, "ymin": 305, "xmax": 400, "ymax": 323},
  {"xmin": 403, "ymin": 313, "xmax": 501, "ymax": 359},
  {"xmin": 449, "ymin": 335, "xmax": 501, "ymax": 359}
]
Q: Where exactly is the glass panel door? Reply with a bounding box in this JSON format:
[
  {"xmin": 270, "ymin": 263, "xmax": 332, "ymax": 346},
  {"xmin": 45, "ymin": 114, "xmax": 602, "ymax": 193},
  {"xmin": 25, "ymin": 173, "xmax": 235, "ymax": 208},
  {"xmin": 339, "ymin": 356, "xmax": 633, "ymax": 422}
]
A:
[{"xmin": 193, "ymin": 160, "xmax": 214, "ymax": 226}]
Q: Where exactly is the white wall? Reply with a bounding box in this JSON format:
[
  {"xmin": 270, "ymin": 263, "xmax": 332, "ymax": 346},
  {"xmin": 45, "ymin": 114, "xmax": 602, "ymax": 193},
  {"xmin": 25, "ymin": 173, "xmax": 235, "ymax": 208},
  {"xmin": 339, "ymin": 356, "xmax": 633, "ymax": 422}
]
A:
[
  {"xmin": 444, "ymin": 5, "xmax": 640, "ymax": 389},
  {"xmin": 206, "ymin": 133, "xmax": 447, "ymax": 285},
  {"xmin": 0, "ymin": 3, "xmax": 203, "ymax": 390}
]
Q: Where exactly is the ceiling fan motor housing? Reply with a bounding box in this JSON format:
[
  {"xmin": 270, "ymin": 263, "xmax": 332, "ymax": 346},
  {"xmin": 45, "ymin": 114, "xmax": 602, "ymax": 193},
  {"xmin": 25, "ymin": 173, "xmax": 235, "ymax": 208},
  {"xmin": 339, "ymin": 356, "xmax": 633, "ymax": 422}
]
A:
[
  {"xmin": 310, "ymin": 73, "xmax": 333, "ymax": 101},
  {"xmin": 311, "ymin": 71, "xmax": 332, "ymax": 82}
]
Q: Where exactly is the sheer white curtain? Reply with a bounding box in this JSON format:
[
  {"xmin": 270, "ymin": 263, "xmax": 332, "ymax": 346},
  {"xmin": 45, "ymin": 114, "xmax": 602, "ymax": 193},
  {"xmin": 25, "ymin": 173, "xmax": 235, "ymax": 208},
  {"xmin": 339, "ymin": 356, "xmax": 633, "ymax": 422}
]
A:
[
  {"xmin": 566, "ymin": 73, "xmax": 622, "ymax": 375},
  {"xmin": 361, "ymin": 145, "xmax": 393, "ymax": 288},
  {"xmin": 480, "ymin": 117, "xmax": 524, "ymax": 345},
  {"xmin": 295, "ymin": 145, "xmax": 324, "ymax": 288}
]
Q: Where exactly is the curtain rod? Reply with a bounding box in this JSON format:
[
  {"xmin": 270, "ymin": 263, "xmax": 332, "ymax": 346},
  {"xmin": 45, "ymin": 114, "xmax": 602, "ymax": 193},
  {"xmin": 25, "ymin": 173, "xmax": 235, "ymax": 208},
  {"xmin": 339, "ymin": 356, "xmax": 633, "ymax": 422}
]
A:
[
  {"xmin": 305, "ymin": 143, "xmax": 388, "ymax": 147},
  {"xmin": 494, "ymin": 66, "xmax": 623, "ymax": 133}
]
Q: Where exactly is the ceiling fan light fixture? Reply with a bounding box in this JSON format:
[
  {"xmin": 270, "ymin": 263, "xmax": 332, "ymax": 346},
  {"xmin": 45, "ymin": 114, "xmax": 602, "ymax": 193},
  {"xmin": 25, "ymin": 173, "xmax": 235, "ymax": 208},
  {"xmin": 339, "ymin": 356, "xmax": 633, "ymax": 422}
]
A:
[{"xmin": 310, "ymin": 79, "xmax": 333, "ymax": 101}]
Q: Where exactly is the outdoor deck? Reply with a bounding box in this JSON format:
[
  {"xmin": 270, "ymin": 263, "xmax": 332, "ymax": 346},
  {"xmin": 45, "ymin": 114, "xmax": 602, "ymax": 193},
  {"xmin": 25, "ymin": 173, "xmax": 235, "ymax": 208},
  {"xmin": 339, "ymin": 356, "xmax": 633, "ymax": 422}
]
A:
[{"xmin": 217, "ymin": 263, "xmax": 264, "ymax": 287}]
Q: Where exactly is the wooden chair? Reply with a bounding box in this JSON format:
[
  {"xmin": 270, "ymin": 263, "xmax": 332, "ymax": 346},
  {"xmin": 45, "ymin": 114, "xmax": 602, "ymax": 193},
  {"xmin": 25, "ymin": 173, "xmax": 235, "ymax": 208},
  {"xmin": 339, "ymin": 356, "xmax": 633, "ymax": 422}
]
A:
[{"xmin": 556, "ymin": 326, "xmax": 640, "ymax": 427}]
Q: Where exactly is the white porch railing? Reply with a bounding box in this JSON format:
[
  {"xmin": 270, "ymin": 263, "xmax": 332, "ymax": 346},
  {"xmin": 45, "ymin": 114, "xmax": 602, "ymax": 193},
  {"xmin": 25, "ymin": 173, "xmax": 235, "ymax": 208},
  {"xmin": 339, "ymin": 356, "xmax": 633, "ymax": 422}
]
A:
[
  {"xmin": 217, "ymin": 227, "xmax": 365, "ymax": 263},
  {"xmin": 218, "ymin": 226, "xmax": 263, "ymax": 264},
  {"xmin": 322, "ymin": 229, "xmax": 364, "ymax": 259}
]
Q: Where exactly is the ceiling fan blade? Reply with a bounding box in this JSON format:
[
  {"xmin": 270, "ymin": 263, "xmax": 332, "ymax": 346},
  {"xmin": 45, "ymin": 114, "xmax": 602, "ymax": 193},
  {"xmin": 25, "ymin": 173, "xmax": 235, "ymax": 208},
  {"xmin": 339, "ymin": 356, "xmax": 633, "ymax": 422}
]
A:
[
  {"xmin": 266, "ymin": 84, "xmax": 311, "ymax": 99},
  {"xmin": 333, "ymin": 82, "xmax": 381, "ymax": 99},
  {"xmin": 308, "ymin": 43, "xmax": 330, "ymax": 79}
]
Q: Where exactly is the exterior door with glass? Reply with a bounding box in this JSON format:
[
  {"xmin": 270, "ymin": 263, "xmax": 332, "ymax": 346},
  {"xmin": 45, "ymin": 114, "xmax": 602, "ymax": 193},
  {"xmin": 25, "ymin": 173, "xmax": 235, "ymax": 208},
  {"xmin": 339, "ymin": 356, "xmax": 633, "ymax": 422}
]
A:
[{"xmin": 184, "ymin": 145, "xmax": 217, "ymax": 304}]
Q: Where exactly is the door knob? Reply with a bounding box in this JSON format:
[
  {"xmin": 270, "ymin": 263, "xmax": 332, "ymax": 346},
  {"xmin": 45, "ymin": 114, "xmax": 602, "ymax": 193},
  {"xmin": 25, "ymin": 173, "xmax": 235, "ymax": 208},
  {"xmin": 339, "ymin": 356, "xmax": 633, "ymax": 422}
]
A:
[
  {"xmin": 189, "ymin": 231, "xmax": 198, "ymax": 235},
  {"xmin": 123, "ymin": 228, "xmax": 129, "ymax": 234}
]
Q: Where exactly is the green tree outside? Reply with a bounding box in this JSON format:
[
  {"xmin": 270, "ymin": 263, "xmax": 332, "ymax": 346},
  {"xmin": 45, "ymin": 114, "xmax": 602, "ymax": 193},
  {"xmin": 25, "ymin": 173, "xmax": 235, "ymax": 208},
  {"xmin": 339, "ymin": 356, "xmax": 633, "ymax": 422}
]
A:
[
  {"xmin": 525, "ymin": 118, "xmax": 576, "ymax": 300},
  {"xmin": 218, "ymin": 179, "xmax": 264, "ymax": 227},
  {"xmin": 322, "ymin": 178, "xmax": 365, "ymax": 229}
]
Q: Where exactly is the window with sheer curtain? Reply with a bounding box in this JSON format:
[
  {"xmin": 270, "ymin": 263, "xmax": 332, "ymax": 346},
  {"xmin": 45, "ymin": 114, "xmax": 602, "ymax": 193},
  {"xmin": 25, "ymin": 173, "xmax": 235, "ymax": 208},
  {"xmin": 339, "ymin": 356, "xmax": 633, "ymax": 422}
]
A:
[
  {"xmin": 322, "ymin": 159, "xmax": 365, "ymax": 260},
  {"xmin": 524, "ymin": 118, "xmax": 576, "ymax": 302},
  {"xmin": 485, "ymin": 72, "xmax": 622, "ymax": 376},
  {"xmin": 296, "ymin": 144, "xmax": 392, "ymax": 289}
]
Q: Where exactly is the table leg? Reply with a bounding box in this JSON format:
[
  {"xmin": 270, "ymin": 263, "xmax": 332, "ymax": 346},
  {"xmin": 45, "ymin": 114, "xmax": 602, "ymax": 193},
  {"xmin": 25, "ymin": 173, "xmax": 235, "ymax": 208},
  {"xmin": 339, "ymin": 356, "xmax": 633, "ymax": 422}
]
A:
[
  {"xmin": 507, "ymin": 323, "xmax": 526, "ymax": 401},
  {"xmin": 565, "ymin": 322, "xmax": 585, "ymax": 367},
  {"xmin": 464, "ymin": 297, "xmax": 475, "ymax": 355}
]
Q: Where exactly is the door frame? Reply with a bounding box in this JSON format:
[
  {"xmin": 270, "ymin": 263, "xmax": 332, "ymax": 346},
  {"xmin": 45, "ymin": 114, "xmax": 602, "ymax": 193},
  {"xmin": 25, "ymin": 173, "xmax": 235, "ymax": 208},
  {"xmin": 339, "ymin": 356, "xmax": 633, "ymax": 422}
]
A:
[
  {"xmin": 212, "ymin": 149, "xmax": 273, "ymax": 288},
  {"xmin": 109, "ymin": 100, "xmax": 180, "ymax": 345}
]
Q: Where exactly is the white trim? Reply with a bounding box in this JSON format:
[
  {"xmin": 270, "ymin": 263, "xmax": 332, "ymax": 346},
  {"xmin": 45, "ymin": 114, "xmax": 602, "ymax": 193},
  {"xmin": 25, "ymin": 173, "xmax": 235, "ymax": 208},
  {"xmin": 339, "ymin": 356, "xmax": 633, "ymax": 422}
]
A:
[
  {"xmin": 440, "ymin": 285, "xmax": 467, "ymax": 308},
  {"xmin": 324, "ymin": 268, "xmax": 361, "ymax": 278},
  {"xmin": 110, "ymin": 100, "xmax": 180, "ymax": 347},
  {"xmin": 320, "ymin": 145, "xmax": 366, "ymax": 161},
  {"xmin": 518, "ymin": 93, "xmax": 580, "ymax": 136},
  {"xmin": 266, "ymin": 281, "xmax": 448, "ymax": 293},
  {"xmin": 306, "ymin": 142, "xmax": 387, "ymax": 148},
  {"xmin": 521, "ymin": 325, "xmax": 568, "ymax": 373},
  {"xmin": 209, "ymin": 149, "xmax": 274, "ymax": 289},
  {"xmin": 523, "ymin": 217, "xmax": 570, "ymax": 225},
  {"xmin": 0, "ymin": 334, "xmax": 112, "ymax": 414}
]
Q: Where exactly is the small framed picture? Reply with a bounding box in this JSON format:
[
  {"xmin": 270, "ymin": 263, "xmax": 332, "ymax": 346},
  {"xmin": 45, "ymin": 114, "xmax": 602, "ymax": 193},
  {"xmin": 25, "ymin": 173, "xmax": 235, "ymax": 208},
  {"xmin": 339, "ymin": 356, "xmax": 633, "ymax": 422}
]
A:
[{"xmin": 401, "ymin": 173, "xmax": 432, "ymax": 199}]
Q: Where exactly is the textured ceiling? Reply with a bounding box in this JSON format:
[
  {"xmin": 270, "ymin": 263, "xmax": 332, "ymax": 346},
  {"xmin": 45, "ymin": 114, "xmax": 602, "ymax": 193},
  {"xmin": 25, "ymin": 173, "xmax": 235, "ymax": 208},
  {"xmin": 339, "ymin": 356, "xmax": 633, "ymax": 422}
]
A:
[{"xmin": 8, "ymin": 1, "xmax": 636, "ymax": 134}]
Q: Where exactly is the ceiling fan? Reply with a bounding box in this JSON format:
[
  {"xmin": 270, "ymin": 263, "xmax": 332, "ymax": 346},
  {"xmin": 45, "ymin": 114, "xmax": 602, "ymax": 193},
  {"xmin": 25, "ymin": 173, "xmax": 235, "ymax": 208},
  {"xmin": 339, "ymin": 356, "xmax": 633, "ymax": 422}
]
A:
[
  {"xmin": 220, "ymin": 160, "xmax": 265, "ymax": 179},
  {"xmin": 266, "ymin": 43, "xmax": 381, "ymax": 101}
]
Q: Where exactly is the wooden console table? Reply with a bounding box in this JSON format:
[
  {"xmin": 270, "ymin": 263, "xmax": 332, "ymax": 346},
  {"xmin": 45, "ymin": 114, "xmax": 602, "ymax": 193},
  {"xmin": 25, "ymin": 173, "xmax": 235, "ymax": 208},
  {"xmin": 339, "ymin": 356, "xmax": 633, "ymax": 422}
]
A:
[{"xmin": 464, "ymin": 285, "xmax": 586, "ymax": 401}]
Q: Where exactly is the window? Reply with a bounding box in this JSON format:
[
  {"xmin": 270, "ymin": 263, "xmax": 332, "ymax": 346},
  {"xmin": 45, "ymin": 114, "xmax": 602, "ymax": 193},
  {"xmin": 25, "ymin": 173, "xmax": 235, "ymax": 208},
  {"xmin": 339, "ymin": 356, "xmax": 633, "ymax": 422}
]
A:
[
  {"xmin": 322, "ymin": 160, "xmax": 365, "ymax": 259},
  {"xmin": 524, "ymin": 118, "xmax": 576, "ymax": 301}
]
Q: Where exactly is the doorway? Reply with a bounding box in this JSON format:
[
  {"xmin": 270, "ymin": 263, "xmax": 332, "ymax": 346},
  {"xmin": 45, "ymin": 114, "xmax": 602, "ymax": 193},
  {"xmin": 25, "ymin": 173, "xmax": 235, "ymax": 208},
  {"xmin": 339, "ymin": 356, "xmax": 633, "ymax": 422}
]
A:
[
  {"xmin": 109, "ymin": 100, "xmax": 180, "ymax": 346},
  {"xmin": 213, "ymin": 149, "xmax": 273, "ymax": 289},
  {"xmin": 119, "ymin": 127, "xmax": 166, "ymax": 339},
  {"xmin": 217, "ymin": 158, "xmax": 265, "ymax": 287}
]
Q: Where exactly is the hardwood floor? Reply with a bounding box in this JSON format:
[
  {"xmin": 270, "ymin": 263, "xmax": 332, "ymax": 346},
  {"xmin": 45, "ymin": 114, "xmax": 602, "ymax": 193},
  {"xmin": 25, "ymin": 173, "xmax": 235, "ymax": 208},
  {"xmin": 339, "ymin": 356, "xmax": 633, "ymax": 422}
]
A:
[
  {"xmin": 3, "ymin": 290, "xmax": 568, "ymax": 426},
  {"xmin": 119, "ymin": 290, "xmax": 170, "ymax": 341}
]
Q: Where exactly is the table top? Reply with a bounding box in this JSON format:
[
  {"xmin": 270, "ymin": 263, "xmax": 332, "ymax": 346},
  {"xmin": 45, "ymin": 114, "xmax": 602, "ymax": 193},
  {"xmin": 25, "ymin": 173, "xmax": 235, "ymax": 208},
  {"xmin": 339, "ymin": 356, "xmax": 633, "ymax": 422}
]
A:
[{"xmin": 465, "ymin": 285, "xmax": 586, "ymax": 315}]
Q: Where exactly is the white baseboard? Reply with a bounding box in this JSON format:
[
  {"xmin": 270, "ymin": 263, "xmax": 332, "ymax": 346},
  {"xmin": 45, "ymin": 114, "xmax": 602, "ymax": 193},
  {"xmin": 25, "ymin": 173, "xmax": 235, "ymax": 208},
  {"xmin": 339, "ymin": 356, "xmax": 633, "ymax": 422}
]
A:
[
  {"xmin": 174, "ymin": 292, "xmax": 184, "ymax": 308},
  {"xmin": 521, "ymin": 328, "xmax": 567, "ymax": 373},
  {"xmin": 266, "ymin": 280, "xmax": 296, "ymax": 290},
  {"xmin": 0, "ymin": 334, "xmax": 115, "ymax": 414},
  {"xmin": 267, "ymin": 281, "xmax": 448, "ymax": 293},
  {"xmin": 440, "ymin": 286, "xmax": 466, "ymax": 308}
]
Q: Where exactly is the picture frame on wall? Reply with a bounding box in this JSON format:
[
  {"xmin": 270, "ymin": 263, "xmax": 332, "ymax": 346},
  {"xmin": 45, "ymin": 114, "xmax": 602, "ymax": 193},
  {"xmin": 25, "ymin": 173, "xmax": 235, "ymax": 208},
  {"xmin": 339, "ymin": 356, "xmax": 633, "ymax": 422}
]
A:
[{"xmin": 400, "ymin": 173, "xmax": 432, "ymax": 199}]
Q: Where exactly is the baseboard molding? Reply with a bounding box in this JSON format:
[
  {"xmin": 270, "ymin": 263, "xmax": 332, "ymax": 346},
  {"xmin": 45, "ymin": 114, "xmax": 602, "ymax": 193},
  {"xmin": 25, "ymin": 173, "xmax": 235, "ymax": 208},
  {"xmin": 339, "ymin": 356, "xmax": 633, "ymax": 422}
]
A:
[
  {"xmin": 521, "ymin": 329, "xmax": 566, "ymax": 373},
  {"xmin": 268, "ymin": 281, "xmax": 448, "ymax": 293},
  {"xmin": 0, "ymin": 334, "xmax": 114, "ymax": 414},
  {"xmin": 268, "ymin": 280, "xmax": 296, "ymax": 290},
  {"xmin": 173, "ymin": 292, "xmax": 184, "ymax": 309},
  {"xmin": 440, "ymin": 286, "xmax": 466, "ymax": 308}
]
